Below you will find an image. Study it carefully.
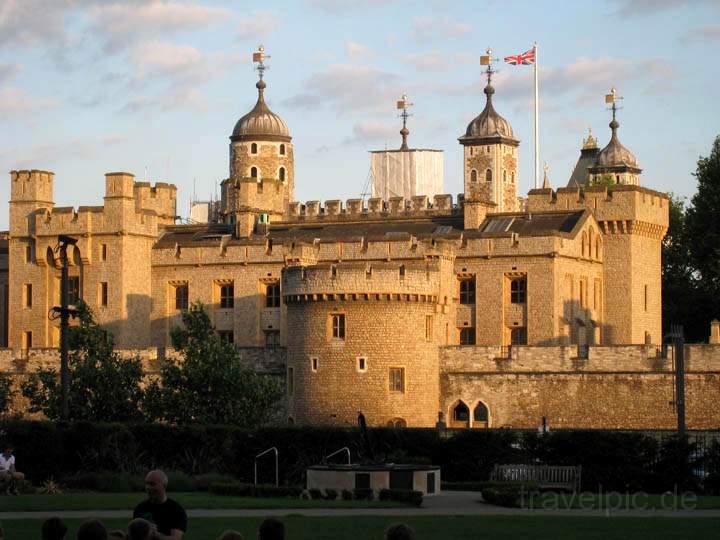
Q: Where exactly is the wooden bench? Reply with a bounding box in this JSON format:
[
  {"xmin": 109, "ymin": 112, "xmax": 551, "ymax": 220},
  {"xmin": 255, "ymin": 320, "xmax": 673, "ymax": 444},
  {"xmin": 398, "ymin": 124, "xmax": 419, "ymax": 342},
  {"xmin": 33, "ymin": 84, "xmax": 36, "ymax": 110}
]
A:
[{"xmin": 490, "ymin": 464, "xmax": 582, "ymax": 492}]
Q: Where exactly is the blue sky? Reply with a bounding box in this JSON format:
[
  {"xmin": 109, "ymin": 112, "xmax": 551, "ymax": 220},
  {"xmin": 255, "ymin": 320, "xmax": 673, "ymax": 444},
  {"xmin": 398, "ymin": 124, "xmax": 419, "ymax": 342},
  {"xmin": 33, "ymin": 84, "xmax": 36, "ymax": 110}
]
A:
[{"xmin": 1, "ymin": 0, "xmax": 718, "ymax": 228}]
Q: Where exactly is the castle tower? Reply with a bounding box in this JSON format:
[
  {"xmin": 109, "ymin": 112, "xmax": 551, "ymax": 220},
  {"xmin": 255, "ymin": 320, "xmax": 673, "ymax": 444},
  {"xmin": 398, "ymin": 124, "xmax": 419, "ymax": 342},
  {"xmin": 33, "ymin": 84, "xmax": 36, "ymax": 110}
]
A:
[
  {"xmin": 224, "ymin": 46, "xmax": 294, "ymax": 237},
  {"xmin": 566, "ymin": 128, "xmax": 600, "ymax": 188},
  {"xmin": 458, "ymin": 50, "xmax": 520, "ymax": 213},
  {"xmin": 588, "ymin": 87, "xmax": 641, "ymax": 186}
]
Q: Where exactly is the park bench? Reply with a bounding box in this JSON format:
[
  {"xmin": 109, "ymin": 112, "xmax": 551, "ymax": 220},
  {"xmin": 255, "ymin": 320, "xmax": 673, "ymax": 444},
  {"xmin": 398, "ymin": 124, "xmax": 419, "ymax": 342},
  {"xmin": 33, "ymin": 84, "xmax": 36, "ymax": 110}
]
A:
[{"xmin": 490, "ymin": 464, "xmax": 582, "ymax": 492}]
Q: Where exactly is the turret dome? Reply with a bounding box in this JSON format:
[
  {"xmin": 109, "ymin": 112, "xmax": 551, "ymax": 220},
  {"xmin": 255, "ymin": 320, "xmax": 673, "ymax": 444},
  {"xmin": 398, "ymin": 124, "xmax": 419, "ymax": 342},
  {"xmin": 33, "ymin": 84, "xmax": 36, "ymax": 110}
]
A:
[
  {"xmin": 460, "ymin": 83, "xmax": 517, "ymax": 143},
  {"xmin": 595, "ymin": 119, "xmax": 639, "ymax": 169},
  {"xmin": 231, "ymin": 79, "xmax": 291, "ymax": 142}
]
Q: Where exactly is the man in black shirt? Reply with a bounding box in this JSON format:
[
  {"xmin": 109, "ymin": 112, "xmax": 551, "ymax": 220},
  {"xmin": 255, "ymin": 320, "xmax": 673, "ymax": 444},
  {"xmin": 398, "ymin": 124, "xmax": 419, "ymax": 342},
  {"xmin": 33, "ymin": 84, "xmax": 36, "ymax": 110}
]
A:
[{"xmin": 133, "ymin": 470, "xmax": 187, "ymax": 540}]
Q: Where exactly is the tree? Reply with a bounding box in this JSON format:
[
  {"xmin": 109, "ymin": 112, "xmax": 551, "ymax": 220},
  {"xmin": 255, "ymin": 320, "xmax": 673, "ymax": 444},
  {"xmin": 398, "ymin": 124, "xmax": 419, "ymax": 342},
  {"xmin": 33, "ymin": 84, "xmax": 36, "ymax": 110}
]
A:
[
  {"xmin": 144, "ymin": 303, "xmax": 282, "ymax": 426},
  {"xmin": 21, "ymin": 301, "xmax": 145, "ymax": 421},
  {"xmin": 589, "ymin": 173, "xmax": 615, "ymax": 187},
  {"xmin": 0, "ymin": 371, "xmax": 14, "ymax": 416}
]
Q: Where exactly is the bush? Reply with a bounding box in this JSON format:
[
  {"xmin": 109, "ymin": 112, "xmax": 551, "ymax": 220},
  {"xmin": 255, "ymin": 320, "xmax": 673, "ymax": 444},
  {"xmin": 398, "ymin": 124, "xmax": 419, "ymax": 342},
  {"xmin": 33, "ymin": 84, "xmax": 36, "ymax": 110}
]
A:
[
  {"xmin": 308, "ymin": 488, "xmax": 322, "ymax": 500},
  {"xmin": 341, "ymin": 489, "xmax": 353, "ymax": 500},
  {"xmin": 481, "ymin": 485, "xmax": 532, "ymax": 508},
  {"xmin": 705, "ymin": 440, "xmax": 720, "ymax": 495},
  {"xmin": 353, "ymin": 488, "xmax": 374, "ymax": 501},
  {"xmin": 442, "ymin": 480, "xmax": 539, "ymax": 492},
  {"xmin": 62, "ymin": 471, "xmax": 145, "ymax": 492},
  {"xmin": 323, "ymin": 488, "xmax": 338, "ymax": 500},
  {"xmin": 378, "ymin": 489, "xmax": 423, "ymax": 507},
  {"xmin": 209, "ymin": 482, "xmax": 302, "ymax": 498}
]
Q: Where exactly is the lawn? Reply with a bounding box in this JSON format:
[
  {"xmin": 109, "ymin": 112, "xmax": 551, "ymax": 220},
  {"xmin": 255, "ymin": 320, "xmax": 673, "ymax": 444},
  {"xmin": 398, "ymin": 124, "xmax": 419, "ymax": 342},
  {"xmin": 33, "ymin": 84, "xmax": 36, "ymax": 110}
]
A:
[
  {"xmin": 1, "ymin": 516, "xmax": 719, "ymax": 540},
  {"xmin": 0, "ymin": 492, "xmax": 404, "ymax": 512}
]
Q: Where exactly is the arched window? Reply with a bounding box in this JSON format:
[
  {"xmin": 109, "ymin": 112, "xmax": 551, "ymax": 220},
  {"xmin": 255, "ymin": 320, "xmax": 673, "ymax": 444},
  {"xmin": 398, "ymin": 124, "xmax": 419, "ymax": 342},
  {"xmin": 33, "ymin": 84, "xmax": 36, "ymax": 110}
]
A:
[
  {"xmin": 279, "ymin": 167, "xmax": 286, "ymax": 181},
  {"xmin": 485, "ymin": 169, "xmax": 492, "ymax": 183},
  {"xmin": 251, "ymin": 143, "xmax": 258, "ymax": 154},
  {"xmin": 453, "ymin": 401, "xmax": 469, "ymax": 422},
  {"xmin": 503, "ymin": 170, "xmax": 507, "ymax": 182},
  {"xmin": 279, "ymin": 144, "xmax": 285, "ymax": 155},
  {"xmin": 250, "ymin": 167, "xmax": 258, "ymax": 178},
  {"xmin": 581, "ymin": 231, "xmax": 587, "ymax": 257},
  {"xmin": 596, "ymin": 237, "xmax": 601, "ymax": 259},
  {"xmin": 470, "ymin": 169, "xmax": 477, "ymax": 183},
  {"xmin": 387, "ymin": 418, "xmax": 407, "ymax": 428},
  {"xmin": 588, "ymin": 228, "xmax": 595, "ymax": 258},
  {"xmin": 615, "ymin": 174, "xmax": 620, "ymax": 184},
  {"xmin": 511, "ymin": 171, "xmax": 515, "ymax": 183},
  {"xmin": 473, "ymin": 402, "xmax": 489, "ymax": 423}
]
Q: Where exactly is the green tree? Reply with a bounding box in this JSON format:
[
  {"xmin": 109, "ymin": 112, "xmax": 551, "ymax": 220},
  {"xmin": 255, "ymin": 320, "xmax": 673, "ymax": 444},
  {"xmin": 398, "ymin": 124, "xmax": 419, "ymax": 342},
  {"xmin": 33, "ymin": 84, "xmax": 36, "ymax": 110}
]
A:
[
  {"xmin": 589, "ymin": 173, "xmax": 615, "ymax": 187},
  {"xmin": 21, "ymin": 301, "xmax": 145, "ymax": 421},
  {"xmin": 0, "ymin": 371, "xmax": 14, "ymax": 415},
  {"xmin": 144, "ymin": 303, "xmax": 282, "ymax": 426}
]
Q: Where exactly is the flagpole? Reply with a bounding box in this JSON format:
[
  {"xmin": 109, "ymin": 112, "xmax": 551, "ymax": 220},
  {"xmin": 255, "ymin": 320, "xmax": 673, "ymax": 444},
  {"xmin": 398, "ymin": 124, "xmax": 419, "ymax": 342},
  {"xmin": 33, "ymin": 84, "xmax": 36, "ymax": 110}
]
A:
[{"xmin": 534, "ymin": 42, "xmax": 539, "ymax": 189}]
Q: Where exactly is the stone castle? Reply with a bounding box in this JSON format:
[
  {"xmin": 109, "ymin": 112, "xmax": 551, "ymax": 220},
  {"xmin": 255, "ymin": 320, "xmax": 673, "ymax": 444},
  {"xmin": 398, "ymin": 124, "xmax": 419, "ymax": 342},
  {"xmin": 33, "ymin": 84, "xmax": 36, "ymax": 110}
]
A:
[{"xmin": 2, "ymin": 50, "xmax": 719, "ymax": 430}]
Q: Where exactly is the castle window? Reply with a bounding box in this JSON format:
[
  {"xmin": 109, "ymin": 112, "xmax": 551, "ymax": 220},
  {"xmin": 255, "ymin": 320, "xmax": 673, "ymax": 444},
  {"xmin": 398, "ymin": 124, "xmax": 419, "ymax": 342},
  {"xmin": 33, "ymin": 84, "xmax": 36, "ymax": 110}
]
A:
[
  {"xmin": 310, "ymin": 356, "xmax": 319, "ymax": 372},
  {"xmin": 218, "ymin": 330, "xmax": 234, "ymax": 345},
  {"xmin": 596, "ymin": 237, "xmax": 601, "ymax": 259},
  {"xmin": 399, "ymin": 265, "xmax": 405, "ymax": 278},
  {"xmin": 100, "ymin": 282, "xmax": 108, "ymax": 307},
  {"xmin": 25, "ymin": 244, "xmax": 33, "ymax": 263},
  {"xmin": 387, "ymin": 418, "xmax": 407, "ymax": 428},
  {"xmin": 511, "ymin": 327, "xmax": 527, "ymax": 345},
  {"xmin": 330, "ymin": 313, "xmax": 345, "ymax": 340},
  {"xmin": 68, "ymin": 276, "xmax": 81, "ymax": 305},
  {"xmin": 279, "ymin": 144, "xmax": 286, "ymax": 155},
  {"xmin": 22, "ymin": 331, "xmax": 32, "ymax": 350},
  {"xmin": 287, "ymin": 366, "xmax": 294, "ymax": 395},
  {"xmin": 357, "ymin": 356, "xmax": 367, "ymax": 372},
  {"xmin": 459, "ymin": 328, "xmax": 476, "ymax": 345},
  {"xmin": 24, "ymin": 284, "xmax": 32, "ymax": 308},
  {"xmin": 101, "ymin": 244, "xmax": 107, "ymax": 261},
  {"xmin": 644, "ymin": 285, "xmax": 648, "ymax": 312},
  {"xmin": 266, "ymin": 282, "xmax": 281, "ymax": 308},
  {"xmin": 615, "ymin": 174, "xmax": 620, "ymax": 183},
  {"xmin": 219, "ymin": 283, "xmax": 234, "ymax": 309},
  {"xmin": 503, "ymin": 170, "xmax": 507, "ymax": 182},
  {"xmin": 485, "ymin": 169, "xmax": 492, "ymax": 182},
  {"xmin": 459, "ymin": 278, "xmax": 476, "ymax": 304},
  {"xmin": 510, "ymin": 277, "xmax": 527, "ymax": 304},
  {"xmin": 389, "ymin": 367, "xmax": 405, "ymax": 393},
  {"xmin": 470, "ymin": 169, "xmax": 477, "ymax": 183},
  {"xmin": 425, "ymin": 315, "xmax": 433, "ymax": 342},
  {"xmin": 453, "ymin": 401, "xmax": 469, "ymax": 422},
  {"xmin": 251, "ymin": 143, "xmax": 258, "ymax": 154},
  {"xmin": 279, "ymin": 167, "xmax": 286, "ymax": 181},
  {"xmin": 511, "ymin": 171, "xmax": 515, "ymax": 183},
  {"xmin": 474, "ymin": 402, "xmax": 489, "ymax": 424},
  {"xmin": 582, "ymin": 231, "xmax": 587, "ymax": 257},
  {"xmin": 174, "ymin": 284, "xmax": 189, "ymax": 310},
  {"xmin": 251, "ymin": 166, "xmax": 258, "ymax": 178},
  {"xmin": 265, "ymin": 330, "xmax": 280, "ymax": 348}
]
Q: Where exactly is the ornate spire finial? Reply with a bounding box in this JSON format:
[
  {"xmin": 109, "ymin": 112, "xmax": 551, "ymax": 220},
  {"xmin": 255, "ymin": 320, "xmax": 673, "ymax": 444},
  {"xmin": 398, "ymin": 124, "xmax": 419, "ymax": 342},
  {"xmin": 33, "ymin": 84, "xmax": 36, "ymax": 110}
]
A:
[
  {"xmin": 605, "ymin": 86, "xmax": 623, "ymax": 137},
  {"xmin": 479, "ymin": 47, "xmax": 498, "ymax": 101},
  {"xmin": 582, "ymin": 126, "xmax": 598, "ymax": 150},
  {"xmin": 542, "ymin": 161, "xmax": 551, "ymax": 189},
  {"xmin": 396, "ymin": 93, "xmax": 414, "ymax": 151},
  {"xmin": 252, "ymin": 45, "xmax": 270, "ymax": 102}
]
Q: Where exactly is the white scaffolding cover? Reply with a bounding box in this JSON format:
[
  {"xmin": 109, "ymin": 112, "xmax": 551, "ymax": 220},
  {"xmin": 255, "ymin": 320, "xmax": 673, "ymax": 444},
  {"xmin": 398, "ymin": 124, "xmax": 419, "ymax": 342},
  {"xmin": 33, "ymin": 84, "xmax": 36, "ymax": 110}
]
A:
[{"xmin": 370, "ymin": 149, "xmax": 444, "ymax": 201}]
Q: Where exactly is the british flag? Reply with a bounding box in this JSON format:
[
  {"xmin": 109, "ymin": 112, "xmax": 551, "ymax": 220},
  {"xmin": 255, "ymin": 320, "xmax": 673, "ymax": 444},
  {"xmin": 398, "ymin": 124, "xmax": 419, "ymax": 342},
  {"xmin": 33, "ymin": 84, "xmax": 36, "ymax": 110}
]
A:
[{"xmin": 504, "ymin": 48, "xmax": 535, "ymax": 65}]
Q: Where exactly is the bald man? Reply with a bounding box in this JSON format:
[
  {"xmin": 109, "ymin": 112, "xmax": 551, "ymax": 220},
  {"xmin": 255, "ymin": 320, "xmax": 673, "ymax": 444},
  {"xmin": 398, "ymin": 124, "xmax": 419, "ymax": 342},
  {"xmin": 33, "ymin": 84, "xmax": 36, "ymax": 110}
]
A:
[{"xmin": 133, "ymin": 470, "xmax": 187, "ymax": 540}]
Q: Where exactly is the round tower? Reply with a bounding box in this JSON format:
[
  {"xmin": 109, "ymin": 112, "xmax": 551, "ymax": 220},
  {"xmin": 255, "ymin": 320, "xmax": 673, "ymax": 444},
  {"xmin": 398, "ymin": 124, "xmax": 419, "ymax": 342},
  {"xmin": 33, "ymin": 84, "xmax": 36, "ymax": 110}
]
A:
[
  {"xmin": 458, "ymin": 50, "xmax": 520, "ymax": 213},
  {"xmin": 224, "ymin": 46, "xmax": 294, "ymax": 236},
  {"xmin": 282, "ymin": 261, "xmax": 445, "ymax": 427}
]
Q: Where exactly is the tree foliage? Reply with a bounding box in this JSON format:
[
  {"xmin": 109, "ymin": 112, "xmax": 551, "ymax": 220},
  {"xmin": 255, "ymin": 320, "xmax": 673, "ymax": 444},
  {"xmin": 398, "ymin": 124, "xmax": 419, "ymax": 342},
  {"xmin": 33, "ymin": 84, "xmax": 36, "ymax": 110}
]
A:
[
  {"xmin": 144, "ymin": 303, "xmax": 282, "ymax": 427},
  {"xmin": 589, "ymin": 173, "xmax": 615, "ymax": 187},
  {"xmin": 20, "ymin": 301, "xmax": 145, "ymax": 422},
  {"xmin": 0, "ymin": 371, "xmax": 14, "ymax": 416}
]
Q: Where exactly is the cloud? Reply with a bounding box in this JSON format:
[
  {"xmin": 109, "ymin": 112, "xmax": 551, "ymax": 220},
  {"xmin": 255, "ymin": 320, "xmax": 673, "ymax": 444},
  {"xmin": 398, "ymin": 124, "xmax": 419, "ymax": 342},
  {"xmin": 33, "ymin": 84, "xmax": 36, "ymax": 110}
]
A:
[
  {"xmin": 308, "ymin": 0, "xmax": 394, "ymax": 13},
  {"xmin": 236, "ymin": 10, "xmax": 280, "ymax": 40},
  {"xmin": 346, "ymin": 41, "xmax": 371, "ymax": 59},
  {"xmin": 0, "ymin": 0, "xmax": 70, "ymax": 49},
  {"xmin": 121, "ymin": 87, "xmax": 206, "ymax": 114},
  {"xmin": 611, "ymin": 0, "xmax": 716, "ymax": 16},
  {"xmin": 680, "ymin": 24, "xmax": 720, "ymax": 43},
  {"xmin": 284, "ymin": 63, "xmax": 402, "ymax": 113},
  {"xmin": 89, "ymin": 1, "xmax": 230, "ymax": 52},
  {"xmin": 0, "ymin": 87, "xmax": 59, "ymax": 119},
  {"xmin": 130, "ymin": 41, "xmax": 208, "ymax": 82},
  {"xmin": 402, "ymin": 51, "xmax": 471, "ymax": 71},
  {"xmin": 410, "ymin": 16, "xmax": 470, "ymax": 42},
  {"xmin": 5, "ymin": 137, "xmax": 98, "ymax": 170},
  {"xmin": 343, "ymin": 121, "xmax": 398, "ymax": 145},
  {"xmin": 0, "ymin": 63, "xmax": 21, "ymax": 83}
]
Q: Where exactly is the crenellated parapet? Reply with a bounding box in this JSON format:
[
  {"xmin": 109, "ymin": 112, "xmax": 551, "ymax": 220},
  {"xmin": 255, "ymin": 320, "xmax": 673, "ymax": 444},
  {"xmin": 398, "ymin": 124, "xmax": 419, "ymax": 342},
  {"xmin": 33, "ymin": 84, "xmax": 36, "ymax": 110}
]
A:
[{"xmin": 284, "ymin": 194, "xmax": 461, "ymax": 223}]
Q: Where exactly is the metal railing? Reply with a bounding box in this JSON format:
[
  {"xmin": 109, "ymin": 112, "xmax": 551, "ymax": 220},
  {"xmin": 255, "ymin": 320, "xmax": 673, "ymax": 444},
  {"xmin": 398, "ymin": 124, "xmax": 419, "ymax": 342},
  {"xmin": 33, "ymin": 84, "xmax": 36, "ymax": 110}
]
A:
[
  {"xmin": 324, "ymin": 446, "xmax": 351, "ymax": 465},
  {"xmin": 254, "ymin": 447, "xmax": 278, "ymax": 487}
]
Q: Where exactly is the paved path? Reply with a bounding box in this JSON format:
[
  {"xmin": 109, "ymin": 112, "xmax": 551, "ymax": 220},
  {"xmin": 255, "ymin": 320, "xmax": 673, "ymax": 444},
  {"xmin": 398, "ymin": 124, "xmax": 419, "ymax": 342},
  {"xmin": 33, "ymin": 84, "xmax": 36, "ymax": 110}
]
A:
[{"xmin": 1, "ymin": 492, "xmax": 719, "ymax": 520}]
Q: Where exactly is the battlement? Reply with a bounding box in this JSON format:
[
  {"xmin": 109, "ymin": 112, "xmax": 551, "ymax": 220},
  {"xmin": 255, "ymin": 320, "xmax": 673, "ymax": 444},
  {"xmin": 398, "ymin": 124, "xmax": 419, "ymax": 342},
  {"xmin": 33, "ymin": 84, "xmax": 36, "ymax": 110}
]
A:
[
  {"xmin": 284, "ymin": 194, "xmax": 461, "ymax": 223},
  {"xmin": 282, "ymin": 259, "xmax": 443, "ymax": 301},
  {"xmin": 10, "ymin": 169, "xmax": 54, "ymax": 203},
  {"xmin": 527, "ymin": 185, "xmax": 669, "ymax": 231}
]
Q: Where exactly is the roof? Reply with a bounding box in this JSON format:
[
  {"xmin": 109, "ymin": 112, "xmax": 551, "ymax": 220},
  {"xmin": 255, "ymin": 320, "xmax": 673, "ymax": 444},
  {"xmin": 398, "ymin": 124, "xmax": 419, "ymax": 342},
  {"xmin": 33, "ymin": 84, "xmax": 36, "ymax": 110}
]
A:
[
  {"xmin": 567, "ymin": 147, "xmax": 600, "ymax": 188},
  {"xmin": 475, "ymin": 210, "xmax": 586, "ymax": 237},
  {"xmin": 459, "ymin": 84, "xmax": 518, "ymax": 146},
  {"xmin": 231, "ymin": 80, "xmax": 291, "ymax": 142},
  {"xmin": 592, "ymin": 120, "xmax": 640, "ymax": 172}
]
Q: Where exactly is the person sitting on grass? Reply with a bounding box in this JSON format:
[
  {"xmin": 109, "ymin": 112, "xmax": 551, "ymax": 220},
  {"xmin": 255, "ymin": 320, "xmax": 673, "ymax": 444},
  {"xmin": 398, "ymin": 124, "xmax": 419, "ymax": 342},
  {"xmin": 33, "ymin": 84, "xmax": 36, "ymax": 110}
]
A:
[
  {"xmin": 42, "ymin": 517, "xmax": 68, "ymax": 540},
  {"xmin": 258, "ymin": 518, "xmax": 284, "ymax": 540},
  {"xmin": 216, "ymin": 531, "xmax": 245, "ymax": 540},
  {"xmin": 133, "ymin": 470, "xmax": 187, "ymax": 540},
  {"xmin": 384, "ymin": 523, "xmax": 416, "ymax": 540},
  {"xmin": 127, "ymin": 518, "xmax": 153, "ymax": 540},
  {"xmin": 77, "ymin": 520, "xmax": 108, "ymax": 540},
  {"xmin": 0, "ymin": 444, "xmax": 24, "ymax": 495}
]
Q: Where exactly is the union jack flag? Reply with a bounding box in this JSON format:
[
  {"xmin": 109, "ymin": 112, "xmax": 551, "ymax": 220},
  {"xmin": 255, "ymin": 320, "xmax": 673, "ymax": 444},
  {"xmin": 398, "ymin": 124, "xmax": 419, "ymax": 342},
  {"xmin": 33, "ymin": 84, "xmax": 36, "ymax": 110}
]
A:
[{"xmin": 504, "ymin": 48, "xmax": 535, "ymax": 65}]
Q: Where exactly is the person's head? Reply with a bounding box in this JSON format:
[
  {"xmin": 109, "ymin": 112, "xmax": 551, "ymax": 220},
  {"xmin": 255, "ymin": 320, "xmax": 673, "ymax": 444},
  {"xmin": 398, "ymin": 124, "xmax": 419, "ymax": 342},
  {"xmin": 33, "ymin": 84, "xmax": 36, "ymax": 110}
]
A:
[
  {"xmin": 257, "ymin": 518, "xmax": 284, "ymax": 540},
  {"xmin": 126, "ymin": 518, "xmax": 152, "ymax": 540},
  {"xmin": 384, "ymin": 523, "xmax": 416, "ymax": 540},
  {"xmin": 76, "ymin": 520, "xmax": 107, "ymax": 540},
  {"xmin": 42, "ymin": 517, "xmax": 68, "ymax": 540},
  {"xmin": 3, "ymin": 445, "xmax": 12, "ymax": 458},
  {"xmin": 144, "ymin": 469, "xmax": 168, "ymax": 503},
  {"xmin": 217, "ymin": 531, "xmax": 245, "ymax": 540}
]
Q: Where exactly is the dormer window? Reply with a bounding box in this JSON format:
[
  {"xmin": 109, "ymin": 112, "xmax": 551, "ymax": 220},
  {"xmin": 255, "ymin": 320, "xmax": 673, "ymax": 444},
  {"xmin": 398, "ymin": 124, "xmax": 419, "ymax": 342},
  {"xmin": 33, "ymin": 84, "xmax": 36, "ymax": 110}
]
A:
[{"xmin": 251, "ymin": 143, "xmax": 258, "ymax": 154}]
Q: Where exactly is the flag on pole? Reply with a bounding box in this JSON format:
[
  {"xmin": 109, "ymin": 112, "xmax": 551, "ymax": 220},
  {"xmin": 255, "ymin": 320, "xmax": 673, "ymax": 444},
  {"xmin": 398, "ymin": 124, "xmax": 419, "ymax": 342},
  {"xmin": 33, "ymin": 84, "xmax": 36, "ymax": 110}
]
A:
[{"xmin": 504, "ymin": 49, "xmax": 535, "ymax": 65}]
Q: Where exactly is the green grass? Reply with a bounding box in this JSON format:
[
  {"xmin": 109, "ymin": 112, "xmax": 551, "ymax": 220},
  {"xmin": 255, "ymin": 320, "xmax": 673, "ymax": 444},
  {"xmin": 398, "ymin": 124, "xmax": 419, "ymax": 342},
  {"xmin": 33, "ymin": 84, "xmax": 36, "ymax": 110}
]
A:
[
  {"xmin": 0, "ymin": 492, "xmax": 404, "ymax": 512},
  {"xmin": 520, "ymin": 493, "xmax": 720, "ymax": 510},
  {"xmin": 1, "ymin": 516, "xmax": 719, "ymax": 540}
]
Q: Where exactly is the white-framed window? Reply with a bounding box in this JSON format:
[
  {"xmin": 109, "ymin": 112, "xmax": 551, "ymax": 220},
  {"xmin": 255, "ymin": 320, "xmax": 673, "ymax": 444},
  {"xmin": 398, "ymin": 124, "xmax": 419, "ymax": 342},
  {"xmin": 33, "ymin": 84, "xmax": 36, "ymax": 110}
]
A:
[
  {"xmin": 357, "ymin": 356, "xmax": 367, "ymax": 373},
  {"xmin": 310, "ymin": 356, "xmax": 319, "ymax": 372}
]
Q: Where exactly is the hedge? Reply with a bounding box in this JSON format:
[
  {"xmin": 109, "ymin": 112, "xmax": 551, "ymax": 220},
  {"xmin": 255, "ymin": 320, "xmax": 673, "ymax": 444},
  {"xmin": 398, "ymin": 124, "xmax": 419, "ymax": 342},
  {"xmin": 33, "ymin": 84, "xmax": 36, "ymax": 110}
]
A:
[{"xmin": 0, "ymin": 420, "xmax": 716, "ymax": 493}]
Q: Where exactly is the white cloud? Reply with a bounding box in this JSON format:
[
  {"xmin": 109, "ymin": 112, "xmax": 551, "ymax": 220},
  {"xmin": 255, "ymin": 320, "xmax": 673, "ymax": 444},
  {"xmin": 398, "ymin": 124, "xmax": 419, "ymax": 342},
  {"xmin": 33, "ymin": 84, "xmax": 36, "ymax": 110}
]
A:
[
  {"xmin": 0, "ymin": 63, "xmax": 20, "ymax": 83},
  {"xmin": 681, "ymin": 24, "xmax": 720, "ymax": 43},
  {"xmin": 346, "ymin": 41, "xmax": 371, "ymax": 60},
  {"xmin": 0, "ymin": 87, "xmax": 59, "ymax": 119},
  {"xmin": 284, "ymin": 63, "xmax": 402, "ymax": 113},
  {"xmin": 308, "ymin": 0, "xmax": 395, "ymax": 13},
  {"xmin": 402, "ymin": 51, "xmax": 471, "ymax": 71},
  {"xmin": 410, "ymin": 16, "xmax": 470, "ymax": 42},
  {"xmin": 236, "ymin": 10, "xmax": 280, "ymax": 40},
  {"xmin": 343, "ymin": 121, "xmax": 398, "ymax": 145},
  {"xmin": 611, "ymin": 0, "xmax": 716, "ymax": 16},
  {"xmin": 0, "ymin": 0, "xmax": 70, "ymax": 49},
  {"xmin": 131, "ymin": 41, "xmax": 207, "ymax": 81}
]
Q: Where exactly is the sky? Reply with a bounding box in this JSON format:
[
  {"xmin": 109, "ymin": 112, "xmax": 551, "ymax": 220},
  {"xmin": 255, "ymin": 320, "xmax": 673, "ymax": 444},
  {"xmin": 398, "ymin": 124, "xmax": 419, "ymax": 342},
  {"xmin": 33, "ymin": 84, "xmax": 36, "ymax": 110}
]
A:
[{"xmin": 1, "ymin": 0, "xmax": 718, "ymax": 228}]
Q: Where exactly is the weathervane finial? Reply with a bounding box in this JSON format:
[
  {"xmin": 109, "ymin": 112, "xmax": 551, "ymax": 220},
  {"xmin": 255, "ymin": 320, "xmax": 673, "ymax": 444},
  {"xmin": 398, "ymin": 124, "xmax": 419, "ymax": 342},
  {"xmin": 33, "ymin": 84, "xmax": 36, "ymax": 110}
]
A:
[
  {"xmin": 396, "ymin": 93, "xmax": 414, "ymax": 151},
  {"xmin": 253, "ymin": 44, "xmax": 271, "ymax": 81},
  {"xmin": 605, "ymin": 86, "xmax": 624, "ymax": 132}
]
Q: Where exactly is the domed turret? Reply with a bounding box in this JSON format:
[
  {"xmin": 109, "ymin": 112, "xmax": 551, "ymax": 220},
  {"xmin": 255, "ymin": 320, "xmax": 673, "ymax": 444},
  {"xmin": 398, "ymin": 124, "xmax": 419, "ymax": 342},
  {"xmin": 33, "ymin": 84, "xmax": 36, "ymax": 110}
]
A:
[
  {"xmin": 231, "ymin": 79, "xmax": 291, "ymax": 142},
  {"xmin": 461, "ymin": 83, "xmax": 516, "ymax": 142},
  {"xmin": 595, "ymin": 118, "xmax": 638, "ymax": 169}
]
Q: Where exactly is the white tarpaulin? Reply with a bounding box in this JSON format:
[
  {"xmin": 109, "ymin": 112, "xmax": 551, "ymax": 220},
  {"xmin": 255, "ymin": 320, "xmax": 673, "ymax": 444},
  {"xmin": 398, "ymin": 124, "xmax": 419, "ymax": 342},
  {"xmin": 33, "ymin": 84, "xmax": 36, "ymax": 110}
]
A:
[{"xmin": 370, "ymin": 149, "xmax": 444, "ymax": 201}]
